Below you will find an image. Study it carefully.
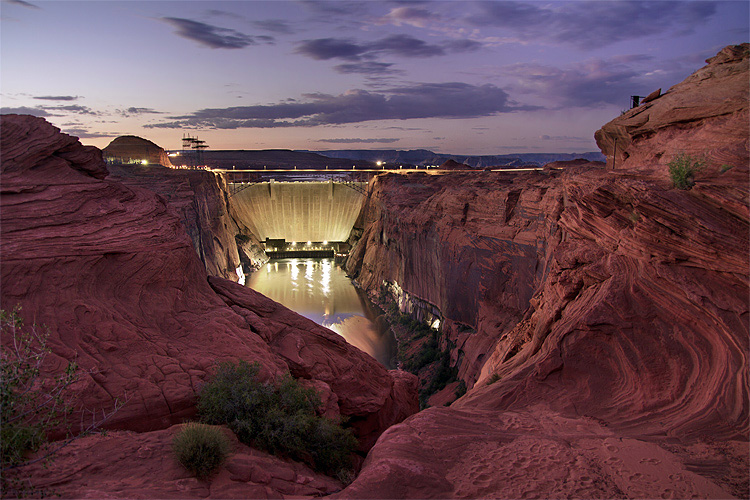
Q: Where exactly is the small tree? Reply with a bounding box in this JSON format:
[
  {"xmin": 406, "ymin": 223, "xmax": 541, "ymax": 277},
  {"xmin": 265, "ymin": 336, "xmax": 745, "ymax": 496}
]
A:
[
  {"xmin": 668, "ymin": 153, "xmax": 705, "ymax": 189},
  {"xmin": 1, "ymin": 308, "xmax": 125, "ymax": 496}
]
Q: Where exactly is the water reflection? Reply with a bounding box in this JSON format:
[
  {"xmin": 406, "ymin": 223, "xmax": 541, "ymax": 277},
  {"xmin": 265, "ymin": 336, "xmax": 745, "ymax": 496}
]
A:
[{"xmin": 246, "ymin": 258, "xmax": 395, "ymax": 368}]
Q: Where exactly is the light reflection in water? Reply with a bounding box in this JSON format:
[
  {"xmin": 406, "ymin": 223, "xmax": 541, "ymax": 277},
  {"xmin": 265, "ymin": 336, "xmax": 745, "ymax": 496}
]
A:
[{"xmin": 246, "ymin": 258, "xmax": 395, "ymax": 368}]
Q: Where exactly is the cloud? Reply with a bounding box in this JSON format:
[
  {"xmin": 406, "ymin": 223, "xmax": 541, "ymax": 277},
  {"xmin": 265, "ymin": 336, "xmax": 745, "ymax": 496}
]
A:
[
  {"xmin": 4, "ymin": 0, "xmax": 40, "ymax": 9},
  {"xmin": 369, "ymin": 34, "xmax": 445, "ymax": 57},
  {"xmin": 376, "ymin": 6, "xmax": 440, "ymax": 28},
  {"xmin": 466, "ymin": 1, "xmax": 717, "ymax": 48},
  {"xmin": 296, "ymin": 34, "xmax": 481, "ymax": 63},
  {"xmin": 252, "ymin": 19, "xmax": 295, "ymax": 34},
  {"xmin": 63, "ymin": 127, "xmax": 118, "ymax": 139},
  {"xmin": 539, "ymin": 135, "xmax": 590, "ymax": 142},
  {"xmin": 1, "ymin": 106, "xmax": 49, "ymax": 116},
  {"xmin": 33, "ymin": 95, "xmax": 78, "ymax": 101},
  {"xmin": 296, "ymin": 38, "xmax": 365, "ymax": 61},
  {"xmin": 317, "ymin": 138, "xmax": 401, "ymax": 144},
  {"xmin": 145, "ymin": 82, "xmax": 527, "ymax": 130},
  {"xmin": 120, "ymin": 107, "xmax": 163, "ymax": 116},
  {"xmin": 333, "ymin": 61, "xmax": 399, "ymax": 75},
  {"xmin": 503, "ymin": 57, "xmax": 670, "ymax": 108},
  {"xmin": 41, "ymin": 104, "xmax": 97, "ymax": 115},
  {"xmin": 299, "ymin": 1, "xmax": 369, "ymax": 17},
  {"xmin": 160, "ymin": 17, "xmax": 272, "ymax": 49}
]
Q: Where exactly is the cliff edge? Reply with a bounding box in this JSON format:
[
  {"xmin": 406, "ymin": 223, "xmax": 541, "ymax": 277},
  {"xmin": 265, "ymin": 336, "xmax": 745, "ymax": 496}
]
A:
[{"xmin": 341, "ymin": 44, "xmax": 749, "ymax": 499}]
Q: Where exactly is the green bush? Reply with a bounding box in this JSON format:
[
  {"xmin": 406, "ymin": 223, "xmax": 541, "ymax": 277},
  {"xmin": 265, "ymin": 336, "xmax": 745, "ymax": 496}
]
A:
[
  {"xmin": 455, "ymin": 380, "xmax": 467, "ymax": 398},
  {"xmin": 1, "ymin": 308, "xmax": 125, "ymax": 497},
  {"xmin": 197, "ymin": 361, "xmax": 357, "ymax": 478},
  {"xmin": 668, "ymin": 153, "xmax": 705, "ymax": 189},
  {"xmin": 172, "ymin": 423, "xmax": 231, "ymax": 478}
]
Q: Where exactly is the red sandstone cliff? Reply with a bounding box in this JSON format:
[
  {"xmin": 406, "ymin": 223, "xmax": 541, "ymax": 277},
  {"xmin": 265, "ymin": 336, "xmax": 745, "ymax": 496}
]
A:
[
  {"xmin": 107, "ymin": 162, "xmax": 265, "ymax": 281},
  {"xmin": 0, "ymin": 115, "xmax": 417, "ymax": 496},
  {"xmin": 341, "ymin": 45, "xmax": 749, "ymax": 498}
]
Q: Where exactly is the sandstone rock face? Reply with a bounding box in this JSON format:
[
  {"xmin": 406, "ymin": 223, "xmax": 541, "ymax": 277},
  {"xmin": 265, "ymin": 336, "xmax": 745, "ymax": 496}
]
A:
[
  {"xmin": 337, "ymin": 406, "xmax": 745, "ymax": 499},
  {"xmin": 208, "ymin": 276, "xmax": 419, "ymax": 450},
  {"xmin": 341, "ymin": 46, "xmax": 748, "ymax": 498},
  {"xmin": 347, "ymin": 169, "xmax": 568, "ymax": 388},
  {"xmin": 0, "ymin": 115, "xmax": 417, "ymax": 485},
  {"xmin": 107, "ymin": 163, "xmax": 259, "ymax": 281},
  {"xmin": 102, "ymin": 135, "xmax": 175, "ymax": 168},
  {"xmin": 8, "ymin": 424, "xmax": 342, "ymax": 498},
  {"xmin": 595, "ymin": 43, "xmax": 749, "ymax": 177}
]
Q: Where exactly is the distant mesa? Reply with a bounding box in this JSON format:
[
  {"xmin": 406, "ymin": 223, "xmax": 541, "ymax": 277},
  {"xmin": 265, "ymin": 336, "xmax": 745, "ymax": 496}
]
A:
[
  {"xmin": 439, "ymin": 159, "xmax": 472, "ymax": 170},
  {"xmin": 102, "ymin": 135, "xmax": 173, "ymax": 168}
]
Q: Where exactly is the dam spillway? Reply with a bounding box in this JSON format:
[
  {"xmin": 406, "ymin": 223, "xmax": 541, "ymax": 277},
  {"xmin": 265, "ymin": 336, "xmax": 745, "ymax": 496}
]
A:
[{"xmin": 229, "ymin": 180, "xmax": 367, "ymax": 243}]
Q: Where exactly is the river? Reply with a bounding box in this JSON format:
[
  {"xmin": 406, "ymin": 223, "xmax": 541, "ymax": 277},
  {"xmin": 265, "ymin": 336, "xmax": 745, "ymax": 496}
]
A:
[{"xmin": 245, "ymin": 258, "xmax": 396, "ymax": 368}]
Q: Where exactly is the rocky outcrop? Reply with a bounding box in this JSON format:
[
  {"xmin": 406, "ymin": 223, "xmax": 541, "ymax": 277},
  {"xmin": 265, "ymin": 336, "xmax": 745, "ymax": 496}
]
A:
[
  {"xmin": 347, "ymin": 169, "xmax": 566, "ymax": 388},
  {"xmin": 595, "ymin": 43, "xmax": 749, "ymax": 176},
  {"xmin": 0, "ymin": 115, "xmax": 417, "ymax": 492},
  {"xmin": 107, "ymin": 162, "xmax": 263, "ymax": 281},
  {"xmin": 8, "ymin": 424, "xmax": 342, "ymax": 498},
  {"xmin": 207, "ymin": 276, "xmax": 419, "ymax": 450},
  {"xmin": 341, "ymin": 45, "xmax": 749, "ymax": 498},
  {"xmin": 102, "ymin": 135, "xmax": 174, "ymax": 167}
]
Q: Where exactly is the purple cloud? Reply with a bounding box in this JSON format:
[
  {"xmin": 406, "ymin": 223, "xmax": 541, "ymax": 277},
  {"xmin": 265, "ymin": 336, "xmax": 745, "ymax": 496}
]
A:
[
  {"xmin": 33, "ymin": 95, "xmax": 79, "ymax": 101},
  {"xmin": 467, "ymin": 1, "xmax": 717, "ymax": 48},
  {"xmin": 161, "ymin": 17, "xmax": 273, "ymax": 49},
  {"xmin": 145, "ymin": 82, "xmax": 529, "ymax": 129},
  {"xmin": 296, "ymin": 33, "xmax": 481, "ymax": 62},
  {"xmin": 317, "ymin": 138, "xmax": 401, "ymax": 144}
]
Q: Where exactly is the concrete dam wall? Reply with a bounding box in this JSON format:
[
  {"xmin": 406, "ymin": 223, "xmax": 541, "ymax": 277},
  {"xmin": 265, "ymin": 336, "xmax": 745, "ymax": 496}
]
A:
[{"xmin": 229, "ymin": 180, "xmax": 367, "ymax": 243}]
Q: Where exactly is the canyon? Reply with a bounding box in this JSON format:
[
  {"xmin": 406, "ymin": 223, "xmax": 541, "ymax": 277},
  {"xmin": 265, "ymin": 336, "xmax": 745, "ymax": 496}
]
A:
[{"xmin": 1, "ymin": 44, "xmax": 748, "ymax": 498}]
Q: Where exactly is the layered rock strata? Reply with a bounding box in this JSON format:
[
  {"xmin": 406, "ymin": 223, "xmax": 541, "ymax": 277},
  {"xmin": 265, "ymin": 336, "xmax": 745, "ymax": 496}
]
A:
[
  {"xmin": 341, "ymin": 45, "xmax": 749, "ymax": 498},
  {"xmin": 16, "ymin": 424, "xmax": 343, "ymax": 498},
  {"xmin": 595, "ymin": 43, "xmax": 749, "ymax": 175},
  {"xmin": 0, "ymin": 114, "xmax": 417, "ymax": 495},
  {"xmin": 107, "ymin": 162, "xmax": 266, "ymax": 281}
]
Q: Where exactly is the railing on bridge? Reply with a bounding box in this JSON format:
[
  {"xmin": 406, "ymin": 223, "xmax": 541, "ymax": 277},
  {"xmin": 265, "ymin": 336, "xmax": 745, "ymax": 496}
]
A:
[{"xmin": 221, "ymin": 170, "xmax": 371, "ymax": 198}]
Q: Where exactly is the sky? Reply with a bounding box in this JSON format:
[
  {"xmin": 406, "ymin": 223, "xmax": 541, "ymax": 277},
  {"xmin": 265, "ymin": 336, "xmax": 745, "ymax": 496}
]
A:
[{"xmin": 1, "ymin": 0, "xmax": 747, "ymax": 155}]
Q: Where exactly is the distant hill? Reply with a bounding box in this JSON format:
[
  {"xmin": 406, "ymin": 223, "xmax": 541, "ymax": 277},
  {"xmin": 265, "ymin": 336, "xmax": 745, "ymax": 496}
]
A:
[
  {"xmin": 186, "ymin": 150, "xmax": 377, "ymax": 170},
  {"xmin": 305, "ymin": 149, "xmax": 605, "ymax": 168},
  {"xmin": 169, "ymin": 148, "xmax": 604, "ymax": 170}
]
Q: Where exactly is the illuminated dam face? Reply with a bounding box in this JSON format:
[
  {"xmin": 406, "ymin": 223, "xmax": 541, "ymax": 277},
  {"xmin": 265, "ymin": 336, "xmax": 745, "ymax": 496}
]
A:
[{"xmin": 230, "ymin": 180, "xmax": 367, "ymax": 243}]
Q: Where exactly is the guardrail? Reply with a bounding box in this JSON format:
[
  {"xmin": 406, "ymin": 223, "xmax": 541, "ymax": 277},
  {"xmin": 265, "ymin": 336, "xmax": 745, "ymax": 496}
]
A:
[{"xmin": 223, "ymin": 172, "xmax": 370, "ymax": 198}]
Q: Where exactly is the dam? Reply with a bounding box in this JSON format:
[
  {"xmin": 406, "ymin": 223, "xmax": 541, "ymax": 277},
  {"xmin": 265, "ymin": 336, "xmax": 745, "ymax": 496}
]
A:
[
  {"xmin": 224, "ymin": 171, "xmax": 371, "ymax": 255},
  {"xmin": 220, "ymin": 171, "xmax": 395, "ymax": 367}
]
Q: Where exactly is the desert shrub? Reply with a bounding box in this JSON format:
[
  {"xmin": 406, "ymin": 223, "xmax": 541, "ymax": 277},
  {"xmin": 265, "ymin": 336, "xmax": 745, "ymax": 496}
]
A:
[
  {"xmin": 668, "ymin": 153, "xmax": 705, "ymax": 189},
  {"xmin": 172, "ymin": 423, "xmax": 231, "ymax": 478},
  {"xmin": 0, "ymin": 309, "xmax": 73, "ymax": 471},
  {"xmin": 720, "ymin": 164, "xmax": 734, "ymax": 173},
  {"xmin": 197, "ymin": 361, "xmax": 356, "ymax": 477},
  {"xmin": 455, "ymin": 380, "xmax": 467, "ymax": 398},
  {"xmin": 235, "ymin": 233, "xmax": 251, "ymax": 244},
  {"xmin": 1, "ymin": 308, "xmax": 124, "ymax": 497},
  {"xmin": 487, "ymin": 373, "xmax": 501, "ymax": 385}
]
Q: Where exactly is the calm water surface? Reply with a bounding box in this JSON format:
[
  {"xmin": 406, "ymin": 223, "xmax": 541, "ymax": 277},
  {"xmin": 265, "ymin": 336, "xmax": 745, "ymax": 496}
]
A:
[{"xmin": 246, "ymin": 258, "xmax": 396, "ymax": 368}]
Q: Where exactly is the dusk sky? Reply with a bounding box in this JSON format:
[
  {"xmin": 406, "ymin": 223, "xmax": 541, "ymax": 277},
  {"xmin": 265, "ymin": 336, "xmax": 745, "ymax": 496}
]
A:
[{"xmin": 1, "ymin": 0, "xmax": 747, "ymax": 155}]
